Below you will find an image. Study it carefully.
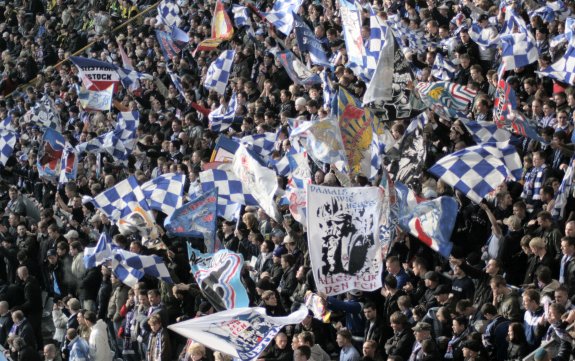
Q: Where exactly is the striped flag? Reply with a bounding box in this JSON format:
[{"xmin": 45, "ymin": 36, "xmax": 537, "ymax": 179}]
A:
[{"xmin": 416, "ymin": 81, "xmax": 477, "ymax": 119}]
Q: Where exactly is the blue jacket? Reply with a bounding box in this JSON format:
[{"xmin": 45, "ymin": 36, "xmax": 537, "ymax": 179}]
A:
[{"xmin": 68, "ymin": 336, "xmax": 91, "ymax": 361}]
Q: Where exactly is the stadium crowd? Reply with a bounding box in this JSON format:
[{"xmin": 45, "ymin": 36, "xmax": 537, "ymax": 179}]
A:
[{"xmin": 0, "ymin": 0, "xmax": 574, "ymax": 361}]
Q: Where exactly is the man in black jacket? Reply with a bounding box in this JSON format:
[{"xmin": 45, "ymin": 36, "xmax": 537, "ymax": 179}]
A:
[
  {"xmin": 261, "ymin": 332, "xmax": 293, "ymax": 361},
  {"xmin": 13, "ymin": 266, "xmax": 42, "ymax": 349},
  {"xmin": 383, "ymin": 312, "xmax": 414, "ymax": 361}
]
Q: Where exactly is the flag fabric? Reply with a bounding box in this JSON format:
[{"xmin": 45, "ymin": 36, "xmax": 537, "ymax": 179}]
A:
[
  {"xmin": 319, "ymin": 70, "xmax": 334, "ymax": 110},
  {"xmin": 363, "ymin": 20, "xmax": 394, "ymax": 104},
  {"xmin": 276, "ymin": 51, "xmax": 321, "ymax": 85},
  {"xmin": 58, "ymin": 144, "xmax": 78, "ymax": 185},
  {"xmin": 168, "ymin": 306, "xmax": 308, "ymax": 361},
  {"xmin": 232, "ymin": 144, "xmax": 281, "ymax": 221},
  {"xmin": 91, "ymin": 176, "xmax": 156, "ymax": 239},
  {"xmin": 388, "ymin": 18, "xmax": 435, "ymax": 54},
  {"xmin": 287, "ymin": 152, "xmax": 312, "ymax": 188},
  {"xmin": 211, "ymin": 0, "xmax": 234, "ymax": 40},
  {"xmin": 204, "ymin": 50, "xmax": 235, "ymax": 95},
  {"xmin": 397, "ymin": 185, "xmax": 458, "ymax": 258},
  {"xmin": 78, "ymin": 85, "xmax": 114, "ymax": 111},
  {"xmin": 339, "ymin": 0, "xmax": 366, "ymax": 70},
  {"xmin": 26, "ymin": 97, "xmax": 61, "ymax": 130},
  {"xmin": 69, "ymin": 56, "xmax": 120, "ymax": 91},
  {"xmin": 428, "ymin": 141, "xmax": 523, "ymax": 204},
  {"xmin": 379, "ymin": 167, "xmax": 399, "ymax": 254},
  {"xmin": 116, "ymin": 249, "xmax": 173, "ymax": 285},
  {"xmin": 211, "ymin": 135, "xmax": 240, "ymax": 163},
  {"xmin": 156, "ymin": 30, "xmax": 185, "ymax": 61},
  {"xmin": 240, "ymin": 133, "xmax": 276, "ymax": 161},
  {"xmin": 156, "ymin": 0, "xmax": 181, "ymax": 27},
  {"xmin": 389, "ymin": 113, "xmax": 428, "ymax": 190},
  {"xmin": 209, "ymin": 93, "xmax": 237, "ymax": 133},
  {"xmin": 110, "ymin": 253, "xmax": 144, "ymax": 287},
  {"xmin": 271, "ymin": 155, "xmax": 291, "ymax": 177},
  {"xmin": 262, "ymin": 0, "xmax": 303, "ymax": 36},
  {"xmin": 164, "ymin": 188, "xmax": 218, "ymax": 251},
  {"xmin": 37, "ymin": 128, "xmax": 66, "ymax": 180},
  {"xmin": 505, "ymin": 111, "xmax": 547, "ymax": 143},
  {"xmin": 232, "ymin": 5, "xmax": 255, "ymax": 38},
  {"xmin": 493, "ymin": 68, "xmax": 518, "ymax": 127},
  {"xmin": 116, "ymin": 67, "xmax": 154, "ymax": 91},
  {"xmin": 83, "ymin": 233, "xmax": 115, "ymax": 269},
  {"xmin": 416, "ymin": 81, "xmax": 477, "ymax": 119},
  {"xmin": 306, "ymin": 184, "xmax": 383, "ymax": 295},
  {"xmin": 431, "ymin": 53, "xmax": 458, "ymax": 81},
  {"xmin": 500, "ymin": 33, "xmax": 539, "ymax": 71},
  {"xmin": 286, "ymin": 183, "xmax": 308, "ymax": 225},
  {"xmin": 468, "ymin": 23, "xmax": 499, "ymax": 48},
  {"xmin": 460, "ymin": 118, "xmax": 511, "ymax": 143},
  {"xmin": 167, "ymin": 67, "xmax": 186, "ymax": 99},
  {"xmin": 0, "ymin": 130, "xmax": 16, "ymax": 166},
  {"xmin": 293, "ymin": 13, "xmax": 329, "ymax": 66},
  {"xmin": 200, "ymin": 169, "xmax": 258, "ymax": 206},
  {"xmin": 363, "ymin": 5, "xmax": 388, "ymax": 80},
  {"xmin": 337, "ymin": 88, "xmax": 377, "ymax": 178},
  {"xmin": 187, "ymin": 245, "xmax": 249, "ymax": 310},
  {"xmin": 536, "ymin": 33, "xmax": 575, "ymax": 85},
  {"xmin": 550, "ymin": 17, "xmax": 575, "ymax": 49},
  {"xmin": 552, "ymin": 156, "xmax": 575, "ymax": 219},
  {"xmin": 140, "ymin": 173, "xmax": 185, "ymax": 217}
]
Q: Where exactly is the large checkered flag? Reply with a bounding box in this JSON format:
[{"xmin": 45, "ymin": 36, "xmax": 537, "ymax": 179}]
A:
[
  {"xmin": 199, "ymin": 169, "xmax": 258, "ymax": 206},
  {"xmin": 156, "ymin": 0, "xmax": 181, "ymax": 28},
  {"xmin": 84, "ymin": 233, "xmax": 117, "ymax": 269},
  {"xmin": 141, "ymin": 173, "xmax": 185, "ymax": 217},
  {"xmin": 116, "ymin": 249, "xmax": 173, "ymax": 285},
  {"xmin": 500, "ymin": 33, "xmax": 538, "ymax": 71},
  {"xmin": 209, "ymin": 92, "xmax": 237, "ymax": 133},
  {"xmin": 552, "ymin": 156, "xmax": 575, "ymax": 220},
  {"xmin": 429, "ymin": 141, "xmax": 522, "ymax": 204},
  {"xmin": 204, "ymin": 50, "xmax": 235, "ymax": 95},
  {"xmin": 262, "ymin": 0, "xmax": 303, "ymax": 36},
  {"xmin": 460, "ymin": 118, "xmax": 511, "ymax": 144},
  {"xmin": 240, "ymin": 133, "xmax": 276, "ymax": 162},
  {"xmin": 431, "ymin": 53, "xmax": 458, "ymax": 81},
  {"xmin": 91, "ymin": 176, "xmax": 157, "ymax": 238},
  {"xmin": 0, "ymin": 130, "xmax": 16, "ymax": 166}
]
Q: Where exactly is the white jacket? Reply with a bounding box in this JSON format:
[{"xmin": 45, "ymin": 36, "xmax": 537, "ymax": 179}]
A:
[{"xmin": 89, "ymin": 319, "xmax": 113, "ymax": 361}]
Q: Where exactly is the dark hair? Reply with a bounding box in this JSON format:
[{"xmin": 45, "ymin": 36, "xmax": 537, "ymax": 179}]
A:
[
  {"xmin": 84, "ymin": 310, "xmax": 97, "ymax": 324},
  {"xmin": 297, "ymin": 345, "xmax": 311, "ymax": 359}
]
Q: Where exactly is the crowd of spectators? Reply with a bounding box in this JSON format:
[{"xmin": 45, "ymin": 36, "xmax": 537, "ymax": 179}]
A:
[{"xmin": 0, "ymin": 0, "xmax": 575, "ymax": 361}]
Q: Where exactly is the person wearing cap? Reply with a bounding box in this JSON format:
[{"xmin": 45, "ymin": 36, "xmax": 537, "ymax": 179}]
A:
[
  {"xmin": 408, "ymin": 322, "xmax": 438, "ymax": 361},
  {"xmin": 270, "ymin": 247, "xmax": 286, "ymax": 286}
]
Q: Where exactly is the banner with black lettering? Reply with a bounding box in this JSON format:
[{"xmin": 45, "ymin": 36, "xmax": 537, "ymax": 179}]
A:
[
  {"xmin": 70, "ymin": 56, "xmax": 120, "ymax": 91},
  {"xmin": 306, "ymin": 184, "xmax": 383, "ymax": 295}
]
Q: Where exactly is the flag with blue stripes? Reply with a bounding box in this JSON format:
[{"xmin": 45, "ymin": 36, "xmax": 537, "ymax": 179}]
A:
[
  {"xmin": 141, "ymin": 173, "xmax": 185, "ymax": 217},
  {"xmin": 167, "ymin": 67, "xmax": 186, "ymax": 99},
  {"xmin": 500, "ymin": 33, "xmax": 538, "ymax": 70},
  {"xmin": 293, "ymin": 13, "xmax": 329, "ymax": 66},
  {"xmin": 339, "ymin": 0, "xmax": 366, "ymax": 70},
  {"xmin": 58, "ymin": 144, "xmax": 78, "ymax": 185},
  {"xmin": 552, "ymin": 156, "xmax": 575, "ymax": 219},
  {"xmin": 0, "ymin": 130, "xmax": 16, "ymax": 166},
  {"xmin": 209, "ymin": 93, "xmax": 237, "ymax": 133},
  {"xmin": 276, "ymin": 50, "xmax": 321, "ymax": 85},
  {"xmin": 232, "ymin": 5, "xmax": 255, "ymax": 38},
  {"xmin": 431, "ymin": 53, "xmax": 458, "ymax": 81},
  {"xmin": 429, "ymin": 141, "xmax": 523, "ymax": 204},
  {"xmin": 204, "ymin": 50, "xmax": 235, "ymax": 95},
  {"xmin": 262, "ymin": 0, "xmax": 302, "ymax": 36},
  {"xmin": 320, "ymin": 70, "xmax": 334, "ymax": 110},
  {"xmin": 116, "ymin": 67, "xmax": 153, "ymax": 91},
  {"xmin": 156, "ymin": 0, "xmax": 181, "ymax": 28},
  {"xmin": 468, "ymin": 23, "xmax": 498, "ymax": 48},
  {"xmin": 200, "ymin": 169, "xmax": 258, "ymax": 206},
  {"xmin": 37, "ymin": 127, "xmax": 65, "ymax": 180},
  {"xmin": 26, "ymin": 96, "xmax": 61, "ymax": 131},
  {"xmin": 111, "ymin": 253, "xmax": 143, "ymax": 287},
  {"xmin": 188, "ymin": 245, "xmax": 249, "ymax": 310},
  {"xmin": 460, "ymin": 118, "xmax": 511, "ymax": 144},
  {"xmin": 156, "ymin": 30, "xmax": 185, "ymax": 62}
]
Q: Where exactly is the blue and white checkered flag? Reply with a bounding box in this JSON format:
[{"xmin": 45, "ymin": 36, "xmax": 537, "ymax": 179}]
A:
[
  {"xmin": 116, "ymin": 111, "xmax": 139, "ymax": 152},
  {"xmin": 26, "ymin": 96, "xmax": 61, "ymax": 131},
  {"xmin": 92, "ymin": 176, "xmax": 154, "ymax": 223},
  {"xmin": 199, "ymin": 169, "xmax": 258, "ymax": 206},
  {"xmin": 204, "ymin": 50, "xmax": 235, "ymax": 95},
  {"xmin": 460, "ymin": 118, "xmax": 511, "ymax": 144},
  {"xmin": 468, "ymin": 23, "xmax": 498, "ymax": 48},
  {"xmin": 232, "ymin": 5, "xmax": 255, "ymax": 38},
  {"xmin": 262, "ymin": 0, "xmax": 303, "ymax": 36},
  {"xmin": 537, "ymin": 32, "xmax": 575, "ymax": 85},
  {"xmin": 117, "ymin": 249, "xmax": 173, "ymax": 285},
  {"xmin": 111, "ymin": 253, "xmax": 144, "ymax": 287},
  {"xmin": 0, "ymin": 130, "xmax": 16, "ymax": 166},
  {"xmin": 432, "ymin": 53, "xmax": 458, "ymax": 81},
  {"xmin": 116, "ymin": 67, "xmax": 153, "ymax": 90},
  {"xmin": 209, "ymin": 93, "xmax": 237, "ymax": 133},
  {"xmin": 363, "ymin": 5, "xmax": 387, "ymax": 81},
  {"xmin": 240, "ymin": 133, "xmax": 276, "ymax": 161},
  {"xmin": 141, "ymin": 173, "xmax": 185, "ymax": 217},
  {"xmin": 429, "ymin": 141, "xmax": 522, "ymax": 204},
  {"xmin": 156, "ymin": 0, "xmax": 181, "ymax": 28},
  {"xmin": 500, "ymin": 33, "xmax": 538, "ymax": 70},
  {"xmin": 83, "ymin": 233, "xmax": 117, "ymax": 269}
]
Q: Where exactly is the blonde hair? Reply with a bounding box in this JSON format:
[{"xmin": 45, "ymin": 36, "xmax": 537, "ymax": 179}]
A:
[
  {"xmin": 188, "ymin": 343, "xmax": 206, "ymax": 357},
  {"xmin": 529, "ymin": 237, "xmax": 546, "ymax": 250}
]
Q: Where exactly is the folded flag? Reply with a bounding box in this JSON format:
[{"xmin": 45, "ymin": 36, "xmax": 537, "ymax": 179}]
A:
[
  {"xmin": 58, "ymin": 144, "xmax": 78, "ymax": 185},
  {"xmin": 83, "ymin": 233, "xmax": 116, "ymax": 269},
  {"xmin": 25, "ymin": 96, "xmax": 61, "ymax": 131},
  {"xmin": 211, "ymin": 0, "xmax": 234, "ymax": 40},
  {"xmin": 204, "ymin": 50, "xmax": 235, "ymax": 95},
  {"xmin": 156, "ymin": 0, "xmax": 181, "ymax": 28},
  {"xmin": 240, "ymin": 133, "xmax": 276, "ymax": 162},
  {"xmin": 187, "ymin": 245, "xmax": 249, "ymax": 310},
  {"xmin": 339, "ymin": 0, "xmax": 366, "ymax": 70},
  {"xmin": 536, "ymin": 32, "xmax": 575, "ymax": 85},
  {"xmin": 262, "ymin": 0, "xmax": 303, "ymax": 36},
  {"xmin": 78, "ymin": 84, "xmax": 114, "ymax": 111},
  {"xmin": 431, "ymin": 53, "xmax": 458, "ymax": 81},
  {"xmin": 117, "ymin": 249, "xmax": 173, "ymax": 285},
  {"xmin": 500, "ymin": 33, "xmax": 539, "ymax": 71},
  {"xmin": 460, "ymin": 118, "xmax": 511, "ymax": 143},
  {"xmin": 169, "ymin": 306, "xmax": 308, "ymax": 361},
  {"xmin": 141, "ymin": 173, "xmax": 185, "ymax": 217},
  {"xmin": 37, "ymin": 128, "xmax": 66, "ymax": 180},
  {"xmin": 397, "ymin": 182, "xmax": 458, "ymax": 258},
  {"xmin": 429, "ymin": 141, "xmax": 522, "ymax": 204},
  {"xmin": 416, "ymin": 81, "xmax": 477, "ymax": 119},
  {"xmin": 209, "ymin": 93, "xmax": 237, "ymax": 133},
  {"xmin": 165, "ymin": 188, "xmax": 218, "ymax": 252}
]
